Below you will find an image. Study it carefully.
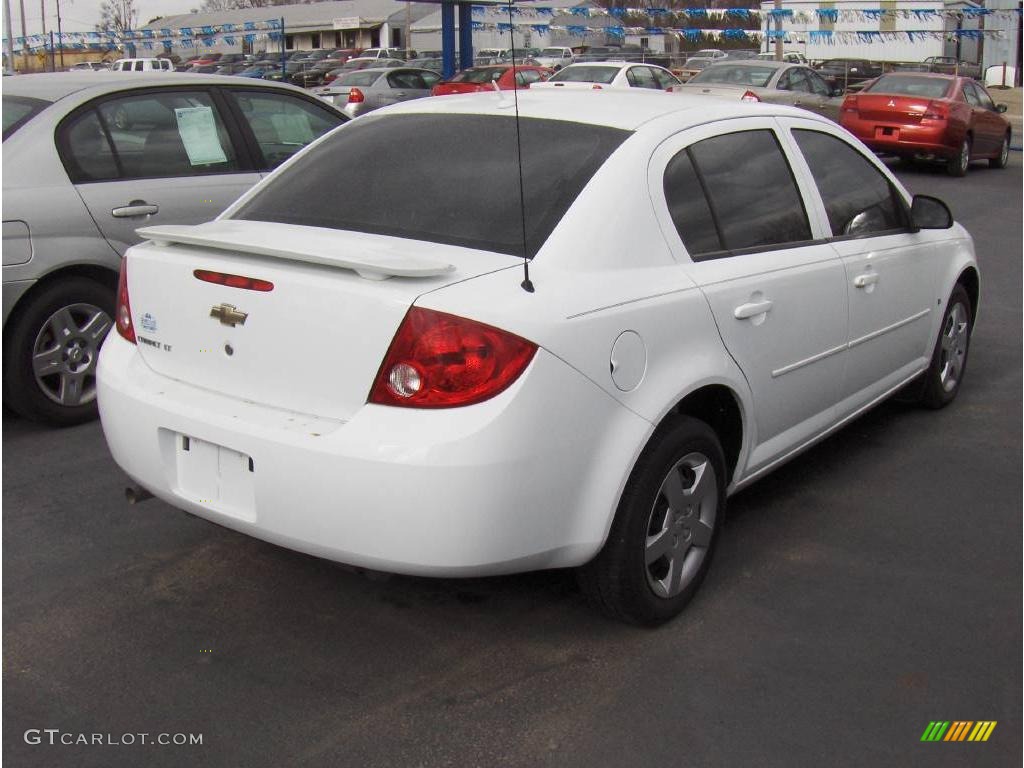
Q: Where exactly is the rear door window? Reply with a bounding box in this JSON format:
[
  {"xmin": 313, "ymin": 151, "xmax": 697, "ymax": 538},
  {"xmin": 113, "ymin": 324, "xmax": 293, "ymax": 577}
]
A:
[
  {"xmin": 59, "ymin": 90, "xmax": 240, "ymax": 181},
  {"xmin": 663, "ymin": 129, "xmax": 812, "ymax": 259}
]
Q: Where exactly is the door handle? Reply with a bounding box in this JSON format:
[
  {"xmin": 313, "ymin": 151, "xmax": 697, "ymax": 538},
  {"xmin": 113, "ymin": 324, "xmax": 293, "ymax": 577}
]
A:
[
  {"xmin": 853, "ymin": 272, "xmax": 880, "ymax": 288},
  {"xmin": 393, "ymin": 91, "xmax": 406, "ymax": 96},
  {"xmin": 734, "ymin": 299, "xmax": 773, "ymax": 319},
  {"xmin": 112, "ymin": 200, "xmax": 159, "ymax": 218}
]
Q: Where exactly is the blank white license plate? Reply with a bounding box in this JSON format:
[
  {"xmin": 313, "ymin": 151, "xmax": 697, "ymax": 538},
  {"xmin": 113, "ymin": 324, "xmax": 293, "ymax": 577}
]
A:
[{"xmin": 173, "ymin": 432, "xmax": 256, "ymax": 522}]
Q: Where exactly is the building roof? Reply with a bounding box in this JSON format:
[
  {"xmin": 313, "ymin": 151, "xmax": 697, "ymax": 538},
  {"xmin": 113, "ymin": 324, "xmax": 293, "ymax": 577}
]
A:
[{"xmin": 144, "ymin": 0, "xmax": 436, "ymax": 33}]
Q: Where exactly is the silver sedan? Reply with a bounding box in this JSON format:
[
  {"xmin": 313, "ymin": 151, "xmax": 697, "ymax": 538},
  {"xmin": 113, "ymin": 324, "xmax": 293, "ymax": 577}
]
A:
[
  {"xmin": 2, "ymin": 73, "xmax": 346, "ymax": 425},
  {"xmin": 312, "ymin": 67, "xmax": 441, "ymax": 118},
  {"xmin": 672, "ymin": 61, "xmax": 845, "ymax": 122}
]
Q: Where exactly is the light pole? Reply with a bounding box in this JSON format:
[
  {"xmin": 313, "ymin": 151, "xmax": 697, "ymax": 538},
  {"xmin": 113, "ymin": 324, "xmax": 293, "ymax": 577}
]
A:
[{"xmin": 3, "ymin": 0, "xmax": 14, "ymax": 73}]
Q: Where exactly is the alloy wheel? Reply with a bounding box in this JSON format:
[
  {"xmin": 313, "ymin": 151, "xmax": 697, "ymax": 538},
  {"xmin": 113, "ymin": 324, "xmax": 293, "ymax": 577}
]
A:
[
  {"xmin": 32, "ymin": 302, "xmax": 112, "ymax": 407},
  {"xmin": 938, "ymin": 301, "xmax": 969, "ymax": 393}
]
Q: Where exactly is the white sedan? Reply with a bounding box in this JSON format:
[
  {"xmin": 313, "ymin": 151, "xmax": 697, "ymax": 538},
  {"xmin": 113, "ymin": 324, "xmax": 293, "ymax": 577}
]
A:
[
  {"xmin": 98, "ymin": 90, "xmax": 978, "ymax": 625},
  {"xmin": 531, "ymin": 61, "xmax": 680, "ymax": 91}
]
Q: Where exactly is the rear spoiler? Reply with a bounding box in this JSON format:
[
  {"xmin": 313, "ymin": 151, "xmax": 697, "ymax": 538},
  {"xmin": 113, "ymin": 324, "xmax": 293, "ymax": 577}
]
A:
[{"xmin": 136, "ymin": 221, "xmax": 456, "ymax": 281}]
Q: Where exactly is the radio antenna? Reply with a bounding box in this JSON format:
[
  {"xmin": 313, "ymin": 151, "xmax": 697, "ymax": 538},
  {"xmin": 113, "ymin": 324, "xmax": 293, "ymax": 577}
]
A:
[{"xmin": 506, "ymin": 1, "xmax": 534, "ymax": 293}]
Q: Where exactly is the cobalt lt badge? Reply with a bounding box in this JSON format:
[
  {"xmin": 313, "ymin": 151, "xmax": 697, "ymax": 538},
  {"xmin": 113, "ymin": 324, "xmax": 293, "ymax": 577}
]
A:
[{"xmin": 210, "ymin": 304, "xmax": 248, "ymax": 327}]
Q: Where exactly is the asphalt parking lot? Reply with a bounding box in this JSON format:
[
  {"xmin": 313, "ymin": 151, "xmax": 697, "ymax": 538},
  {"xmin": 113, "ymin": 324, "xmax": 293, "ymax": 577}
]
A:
[{"xmin": 3, "ymin": 154, "xmax": 1021, "ymax": 768}]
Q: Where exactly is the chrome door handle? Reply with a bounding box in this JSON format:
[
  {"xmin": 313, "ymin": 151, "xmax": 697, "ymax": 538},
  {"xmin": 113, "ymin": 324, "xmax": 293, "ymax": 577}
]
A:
[
  {"xmin": 734, "ymin": 300, "xmax": 773, "ymax": 319},
  {"xmin": 112, "ymin": 200, "xmax": 159, "ymax": 218},
  {"xmin": 853, "ymin": 273, "xmax": 880, "ymax": 288}
]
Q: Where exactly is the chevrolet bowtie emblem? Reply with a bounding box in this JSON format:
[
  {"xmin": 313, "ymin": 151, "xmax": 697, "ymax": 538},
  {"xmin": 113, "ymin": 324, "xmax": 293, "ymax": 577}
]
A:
[{"xmin": 210, "ymin": 303, "xmax": 248, "ymax": 327}]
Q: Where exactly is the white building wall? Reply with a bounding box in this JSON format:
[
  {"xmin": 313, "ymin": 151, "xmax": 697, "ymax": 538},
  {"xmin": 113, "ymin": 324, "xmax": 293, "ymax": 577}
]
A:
[{"xmin": 760, "ymin": 0, "xmax": 944, "ymax": 62}]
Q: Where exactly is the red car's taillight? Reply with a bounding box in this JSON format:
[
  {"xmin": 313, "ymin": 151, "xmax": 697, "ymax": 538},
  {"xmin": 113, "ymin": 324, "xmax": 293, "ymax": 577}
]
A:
[
  {"xmin": 741, "ymin": 90, "xmax": 760, "ymax": 103},
  {"xmin": 368, "ymin": 307, "xmax": 537, "ymax": 408},
  {"xmin": 116, "ymin": 258, "xmax": 136, "ymax": 344},
  {"xmin": 841, "ymin": 95, "xmax": 859, "ymax": 114},
  {"xmin": 922, "ymin": 100, "xmax": 948, "ymax": 121},
  {"xmin": 348, "ymin": 87, "xmax": 365, "ymax": 103}
]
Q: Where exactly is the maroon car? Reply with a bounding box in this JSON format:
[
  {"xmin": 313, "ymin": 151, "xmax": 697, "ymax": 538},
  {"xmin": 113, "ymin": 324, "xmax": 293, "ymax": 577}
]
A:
[
  {"xmin": 431, "ymin": 64, "xmax": 552, "ymax": 96},
  {"xmin": 840, "ymin": 73, "xmax": 1011, "ymax": 176}
]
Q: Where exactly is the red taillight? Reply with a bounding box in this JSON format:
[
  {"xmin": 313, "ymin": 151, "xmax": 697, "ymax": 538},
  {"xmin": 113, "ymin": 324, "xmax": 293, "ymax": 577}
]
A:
[
  {"xmin": 368, "ymin": 307, "xmax": 537, "ymax": 408},
  {"xmin": 741, "ymin": 90, "xmax": 760, "ymax": 103},
  {"xmin": 193, "ymin": 269, "xmax": 274, "ymax": 292},
  {"xmin": 841, "ymin": 96, "xmax": 859, "ymax": 114},
  {"xmin": 348, "ymin": 87, "xmax": 364, "ymax": 103},
  {"xmin": 116, "ymin": 258, "xmax": 136, "ymax": 344},
  {"xmin": 922, "ymin": 100, "xmax": 948, "ymax": 121}
]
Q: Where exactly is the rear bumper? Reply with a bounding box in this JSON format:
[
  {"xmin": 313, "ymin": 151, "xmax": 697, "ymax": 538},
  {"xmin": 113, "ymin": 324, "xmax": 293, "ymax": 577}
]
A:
[
  {"xmin": 97, "ymin": 334, "xmax": 650, "ymax": 576},
  {"xmin": 842, "ymin": 117, "xmax": 957, "ymax": 158}
]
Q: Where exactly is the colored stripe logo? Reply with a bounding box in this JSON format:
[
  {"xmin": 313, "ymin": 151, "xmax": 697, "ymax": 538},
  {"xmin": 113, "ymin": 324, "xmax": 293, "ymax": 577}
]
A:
[{"xmin": 921, "ymin": 721, "xmax": 997, "ymax": 742}]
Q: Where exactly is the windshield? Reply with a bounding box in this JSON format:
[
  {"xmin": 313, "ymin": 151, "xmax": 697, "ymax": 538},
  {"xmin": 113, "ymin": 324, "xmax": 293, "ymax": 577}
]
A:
[
  {"xmin": 451, "ymin": 67, "xmax": 506, "ymax": 83},
  {"xmin": 549, "ymin": 65, "xmax": 618, "ymax": 84},
  {"xmin": 3, "ymin": 95, "xmax": 51, "ymax": 140},
  {"xmin": 689, "ymin": 65, "xmax": 776, "ymax": 88},
  {"xmin": 540, "ymin": 48, "xmax": 566, "ymax": 56},
  {"xmin": 235, "ymin": 114, "xmax": 628, "ymax": 258},
  {"xmin": 865, "ymin": 75, "xmax": 952, "ymax": 99},
  {"xmin": 683, "ymin": 58, "xmax": 710, "ymax": 68}
]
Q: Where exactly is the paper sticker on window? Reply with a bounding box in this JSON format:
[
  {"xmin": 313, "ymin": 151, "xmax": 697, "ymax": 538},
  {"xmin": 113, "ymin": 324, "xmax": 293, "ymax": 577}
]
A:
[
  {"xmin": 174, "ymin": 106, "xmax": 228, "ymax": 166},
  {"xmin": 269, "ymin": 113, "xmax": 315, "ymax": 145}
]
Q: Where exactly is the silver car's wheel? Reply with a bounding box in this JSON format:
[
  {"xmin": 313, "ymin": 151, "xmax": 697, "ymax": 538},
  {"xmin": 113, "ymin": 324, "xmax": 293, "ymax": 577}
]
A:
[
  {"xmin": 918, "ymin": 283, "xmax": 972, "ymax": 410},
  {"xmin": 32, "ymin": 302, "xmax": 112, "ymax": 407},
  {"xmin": 937, "ymin": 301, "xmax": 969, "ymax": 393},
  {"xmin": 644, "ymin": 453, "xmax": 717, "ymax": 599},
  {"xmin": 3, "ymin": 276, "xmax": 116, "ymax": 427},
  {"xmin": 577, "ymin": 415, "xmax": 726, "ymax": 625}
]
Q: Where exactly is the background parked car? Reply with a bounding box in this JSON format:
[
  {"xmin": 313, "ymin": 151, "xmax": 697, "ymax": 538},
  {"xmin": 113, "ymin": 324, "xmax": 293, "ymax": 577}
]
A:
[
  {"xmin": 431, "ymin": 64, "xmax": 551, "ymax": 95},
  {"xmin": 314, "ymin": 67, "xmax": 441, "ymax": 117},
  {"xmin": 755, "ymin": 51, "xmax": 808, "ymax": 65},
  {"xmin": 924, "ymin": 56, "xmax": 982, "ymax": 80},
  {"xmin": 839, "ymin": 72, "xmax": 1011, "ymax": 176},
  {"xmin": 1, "ymin": 73, "xmax": 346, "ymax": 426},
  {"xmin": 814, "ymin": 58, "xmax": 882, "ymax": 90},
  {"xmin": 673, "ymin": 61, "xmax": 844, "ymax": 121},
  {"xmin": 110, "ymin": 58, "xmax": 173, "ymax": 73},
  {"xmin": 677, "ymin": 57, "xmax": 713, "ymax": 83},
  {"xmin": 533, "ymin": 46, "xmax": 575, "ymax": 70},
  {"xmin": 533, "ymin": 62, "xmax": 680, "ymax": 91}
]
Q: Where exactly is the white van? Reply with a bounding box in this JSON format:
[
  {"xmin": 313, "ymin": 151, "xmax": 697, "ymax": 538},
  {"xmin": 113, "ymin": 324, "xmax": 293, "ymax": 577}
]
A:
[{"xmin": 110, "ymin": 58, "xmax": 174, "ymax": 73}]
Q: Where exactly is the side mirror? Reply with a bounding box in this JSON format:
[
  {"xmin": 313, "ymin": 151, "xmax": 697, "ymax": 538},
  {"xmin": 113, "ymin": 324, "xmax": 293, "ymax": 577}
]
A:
[
  {"xmin": 996, "ymin": 103, "xmax": 1008, "ymax": 113},
  {"xmin": 911, "ymin": 194, "xmax": 953, "ymax": 230}
]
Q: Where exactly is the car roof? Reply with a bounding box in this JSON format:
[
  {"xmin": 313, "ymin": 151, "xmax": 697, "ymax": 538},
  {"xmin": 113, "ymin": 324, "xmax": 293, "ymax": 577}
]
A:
[
  {"xmin": 1, "ymin": 72, "xmax": 305, "ymax": 102},
  {"xmin": 377, "ymin": 88, "xmax": 828, "ymax": 133}
]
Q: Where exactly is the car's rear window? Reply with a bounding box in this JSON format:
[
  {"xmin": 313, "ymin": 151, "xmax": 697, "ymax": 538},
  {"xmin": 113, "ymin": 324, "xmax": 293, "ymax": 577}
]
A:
[
  {"xmin": 689, "ymin": 65, "xmax": 776, "ymax": 88},
  {"xmin": 338, "ymin": 70, "xmax": 382, "ymax": 86},
  {"xmin": 235, "ymin": 114, "xmax": 628, "ymax": 258},
  {"xmin": 865, "ymin": 75, "xmax": 952, "ymax": 99},
  {"xmin": 451, "ymin": 67, "xmax": 507, "ymax": 83},
  {"xmin": 3, "ymin": 95, "xmax": 51, "ymax": 140},
  {"xmin": 549, "ymin": 65, "xmax": 619, "ymax": 84}
]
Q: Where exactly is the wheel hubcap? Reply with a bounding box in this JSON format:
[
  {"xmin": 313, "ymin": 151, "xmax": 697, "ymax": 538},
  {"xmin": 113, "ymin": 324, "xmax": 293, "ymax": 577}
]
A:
[
  {"xmin": 960, "ymin": 142, "xmax": 969, "ymax": 172},
  {"xmin": 644, "ymin": 452, "xmax": 717, "ymax": 599},
  {"xmin": 32, "ymin": 303, "xmax": 113, "ymax": 407},
  {"xmin": 1001, "ymin": 137, "xmax": 1009, "ymax": 165},
  {"xmin": 938, "ymin": 301, "xmax": 969, "ymax": 393}
]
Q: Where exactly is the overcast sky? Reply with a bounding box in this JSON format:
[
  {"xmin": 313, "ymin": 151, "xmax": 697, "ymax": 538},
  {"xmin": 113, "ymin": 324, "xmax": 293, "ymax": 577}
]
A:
[{"xmin": 7, "ymin": 0, "xmax": 198, "ymax": 39}]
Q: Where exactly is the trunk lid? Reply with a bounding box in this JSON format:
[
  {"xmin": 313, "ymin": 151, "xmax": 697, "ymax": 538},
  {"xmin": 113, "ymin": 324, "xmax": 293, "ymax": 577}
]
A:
[
  {"xmin": 124, "ymin": 220, "xmax": 515, "ymax": 420},
  {"xmin": 853, "ymin": 94, "xmax": 932, "ymax": 123},
  {"xmin": 673, "ymin": 83, "xmax": 749, "ymax": 100}
]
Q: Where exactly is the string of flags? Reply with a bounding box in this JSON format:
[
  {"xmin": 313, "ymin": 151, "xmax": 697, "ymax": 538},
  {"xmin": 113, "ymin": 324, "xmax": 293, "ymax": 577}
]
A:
[{"xmin": 7, "ymin": 5, "xmax": 1021, "ymax": 54}]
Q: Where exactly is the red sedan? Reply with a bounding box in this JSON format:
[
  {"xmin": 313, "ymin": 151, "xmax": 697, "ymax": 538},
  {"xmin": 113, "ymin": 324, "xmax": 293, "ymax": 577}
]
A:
[
  {"xmin": 431, "ymin": 65, "xmax": 552, "ymax": 96},
  {"xmin": 840, "ymin": 73, "xmax": 1011, "ymax": 176}
]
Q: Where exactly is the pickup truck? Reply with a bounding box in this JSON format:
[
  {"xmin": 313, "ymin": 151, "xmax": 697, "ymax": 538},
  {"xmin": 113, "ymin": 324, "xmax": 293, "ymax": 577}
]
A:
[{"xmin": 923, "ymin": 56, "xmax": 982, "ymax": 79}]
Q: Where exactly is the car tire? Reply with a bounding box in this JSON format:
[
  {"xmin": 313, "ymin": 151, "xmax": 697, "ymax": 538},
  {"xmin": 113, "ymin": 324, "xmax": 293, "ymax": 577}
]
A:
[
  {"xmin": 948, "ymin": 136, "xmax": 971, "ymax": 177},
  {"xmin": 989, "ymin": 132, "xmax": 1010, "ymax": 169},
  {"xmin": 577, "ymin": 415, "xmax": 726, "ymax": 625},
  {"xmin": 917, "ymin": 284, "xmax": 972, "ymax": 410},
  {"xmin": 2, "ymin": 276, "xmax": 115, "ymax": 427}
]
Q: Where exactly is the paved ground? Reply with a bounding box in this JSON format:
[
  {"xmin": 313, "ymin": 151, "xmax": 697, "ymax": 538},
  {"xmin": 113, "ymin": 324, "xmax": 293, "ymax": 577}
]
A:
[{"xmin": 3, "ymin": 156, "xmax": 1021, "ymax": 768}]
